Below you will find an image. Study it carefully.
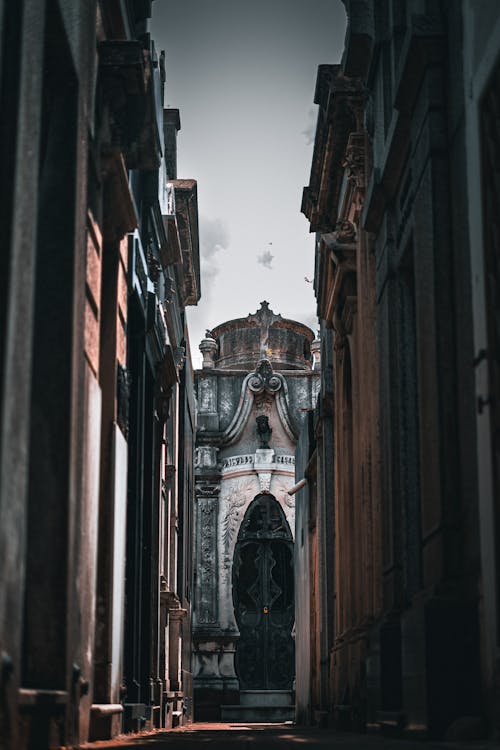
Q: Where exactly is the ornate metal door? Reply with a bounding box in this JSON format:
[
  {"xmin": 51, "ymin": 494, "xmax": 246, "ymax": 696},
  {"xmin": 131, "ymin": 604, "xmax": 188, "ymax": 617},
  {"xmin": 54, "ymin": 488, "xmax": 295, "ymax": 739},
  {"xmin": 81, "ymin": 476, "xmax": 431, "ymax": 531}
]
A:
[{"xmin": 232, "ymin": 494, "xmax": 294, "ymax": 690}]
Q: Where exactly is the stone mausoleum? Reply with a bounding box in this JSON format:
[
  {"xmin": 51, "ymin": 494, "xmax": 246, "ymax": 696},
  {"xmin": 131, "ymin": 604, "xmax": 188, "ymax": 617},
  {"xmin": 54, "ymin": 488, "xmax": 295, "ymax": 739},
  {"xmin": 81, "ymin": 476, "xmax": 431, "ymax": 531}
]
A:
[{"xmin": 192, "ymin": 302, "xmax": 320, "ymax": 721}]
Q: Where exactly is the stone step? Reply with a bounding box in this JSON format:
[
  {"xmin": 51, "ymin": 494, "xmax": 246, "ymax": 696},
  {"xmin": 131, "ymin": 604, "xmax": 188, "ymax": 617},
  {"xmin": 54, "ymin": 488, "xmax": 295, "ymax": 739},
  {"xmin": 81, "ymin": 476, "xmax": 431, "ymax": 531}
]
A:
[
  {"xmin": 220, "ymin": 703, "xmax": 295, "ymax": 724},
  {"xmin": 240, "ymin": 690, "xmax": 294, "ymax": 707}
]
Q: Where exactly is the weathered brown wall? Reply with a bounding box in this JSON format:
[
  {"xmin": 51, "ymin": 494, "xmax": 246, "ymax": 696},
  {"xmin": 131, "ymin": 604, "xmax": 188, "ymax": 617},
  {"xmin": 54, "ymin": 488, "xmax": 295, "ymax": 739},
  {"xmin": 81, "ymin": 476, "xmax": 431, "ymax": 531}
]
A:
[{"xmin": 299, "ymin": 0, "xmax": 495, "ymax": 738}]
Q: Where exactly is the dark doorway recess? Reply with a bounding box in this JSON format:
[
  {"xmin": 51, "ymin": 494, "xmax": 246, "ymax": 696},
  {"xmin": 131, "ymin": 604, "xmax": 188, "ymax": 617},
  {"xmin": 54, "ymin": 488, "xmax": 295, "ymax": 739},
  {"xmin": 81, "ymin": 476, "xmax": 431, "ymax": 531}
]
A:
[{"xmin": 232, "ymin": 494, "xmax": 294, "ymax": 690}]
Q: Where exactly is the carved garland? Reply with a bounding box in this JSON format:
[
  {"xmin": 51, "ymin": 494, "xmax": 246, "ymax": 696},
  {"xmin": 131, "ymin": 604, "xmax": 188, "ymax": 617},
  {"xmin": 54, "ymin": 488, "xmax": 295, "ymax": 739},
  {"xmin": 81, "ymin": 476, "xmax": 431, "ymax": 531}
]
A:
[
  {"xmin": 197, "ymin": 498, "xmax": 218, "ymax": 624},
  {"xmin": 219, "ymin": 477, "xmax": 256, "ymax": 584}
]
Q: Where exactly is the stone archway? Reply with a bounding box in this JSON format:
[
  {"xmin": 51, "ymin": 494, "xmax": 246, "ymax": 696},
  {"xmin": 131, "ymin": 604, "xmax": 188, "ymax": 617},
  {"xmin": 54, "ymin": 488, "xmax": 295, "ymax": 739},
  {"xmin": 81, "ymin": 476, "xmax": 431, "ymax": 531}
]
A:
[{"xmin": 232, "ymin": 494, "xmax": 294, "ymax": 690}]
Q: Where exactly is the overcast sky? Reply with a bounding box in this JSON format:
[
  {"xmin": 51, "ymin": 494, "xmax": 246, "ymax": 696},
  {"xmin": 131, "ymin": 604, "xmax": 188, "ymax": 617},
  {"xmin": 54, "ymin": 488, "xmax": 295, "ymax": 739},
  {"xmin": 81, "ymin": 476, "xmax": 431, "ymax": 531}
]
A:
[{"xmin": 151, "ymin": 0, "xmax": 347, "ymax": 367}]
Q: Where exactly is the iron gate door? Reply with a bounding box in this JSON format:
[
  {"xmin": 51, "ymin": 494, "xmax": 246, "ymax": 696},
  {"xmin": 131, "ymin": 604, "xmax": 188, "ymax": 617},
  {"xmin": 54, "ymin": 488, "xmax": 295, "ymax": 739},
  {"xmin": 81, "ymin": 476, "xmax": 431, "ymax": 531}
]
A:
[{"xmin": 232, "ymin": 494, "xmax": 294, "ymax": 690}]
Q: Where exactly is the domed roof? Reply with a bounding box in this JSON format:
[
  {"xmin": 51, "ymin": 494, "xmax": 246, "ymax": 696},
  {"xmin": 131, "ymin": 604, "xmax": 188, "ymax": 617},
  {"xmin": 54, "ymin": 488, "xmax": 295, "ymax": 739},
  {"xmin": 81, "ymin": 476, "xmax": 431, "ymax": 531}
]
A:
[{"xmin": 202, "ymin": 302, "xmax": 315, "ymax": 371}]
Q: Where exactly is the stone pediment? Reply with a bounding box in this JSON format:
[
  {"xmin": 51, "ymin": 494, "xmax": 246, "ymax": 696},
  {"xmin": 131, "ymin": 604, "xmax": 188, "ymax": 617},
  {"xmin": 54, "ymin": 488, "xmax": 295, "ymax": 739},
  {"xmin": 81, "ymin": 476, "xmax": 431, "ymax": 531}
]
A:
[{"xmin": 222, "ymin": 359, "xmax": 297, "ymax": 446}]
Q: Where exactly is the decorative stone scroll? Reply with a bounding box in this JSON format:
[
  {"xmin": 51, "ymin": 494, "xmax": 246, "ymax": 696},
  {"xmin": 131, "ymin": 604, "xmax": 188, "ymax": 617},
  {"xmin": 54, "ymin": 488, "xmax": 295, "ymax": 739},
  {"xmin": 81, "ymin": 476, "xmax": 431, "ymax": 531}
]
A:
[
  {"xmin": 248, "ymin": 359, "xmax": 282, "ymax": 394},
  {"xmin": 221, "ymin": 359, "xmax": 297, "ymax": 445}
]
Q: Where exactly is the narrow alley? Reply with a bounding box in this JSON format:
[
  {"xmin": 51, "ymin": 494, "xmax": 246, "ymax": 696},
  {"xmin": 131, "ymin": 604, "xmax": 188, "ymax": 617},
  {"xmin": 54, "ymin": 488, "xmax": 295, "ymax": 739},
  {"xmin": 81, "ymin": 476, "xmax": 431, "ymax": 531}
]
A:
[{"xmin": 1, "ymin": 1, "xmax": 500, "ymax": 749}]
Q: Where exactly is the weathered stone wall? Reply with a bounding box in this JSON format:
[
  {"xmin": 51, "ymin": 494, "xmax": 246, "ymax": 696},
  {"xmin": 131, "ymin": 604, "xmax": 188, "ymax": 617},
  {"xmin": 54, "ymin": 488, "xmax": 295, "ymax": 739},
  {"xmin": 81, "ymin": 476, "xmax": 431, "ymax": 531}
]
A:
[{"xmin": 193, "ymin": 305, "xmax": 319, "ymax": 720}]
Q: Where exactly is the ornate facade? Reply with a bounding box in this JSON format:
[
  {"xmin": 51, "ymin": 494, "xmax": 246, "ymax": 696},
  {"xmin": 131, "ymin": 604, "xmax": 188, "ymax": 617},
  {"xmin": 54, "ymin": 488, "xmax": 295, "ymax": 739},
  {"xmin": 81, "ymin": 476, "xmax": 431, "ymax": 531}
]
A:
[
  {"xmin": 0, "ymin": 1, "xmax": 199, "ymax": 746},
  {"xmin": 297, "ymin": 0, "xmax": 500, "ymax": 740},
  {"xmin": 192, "ymin": 303, "xmax": 320, "ymax": 721}
]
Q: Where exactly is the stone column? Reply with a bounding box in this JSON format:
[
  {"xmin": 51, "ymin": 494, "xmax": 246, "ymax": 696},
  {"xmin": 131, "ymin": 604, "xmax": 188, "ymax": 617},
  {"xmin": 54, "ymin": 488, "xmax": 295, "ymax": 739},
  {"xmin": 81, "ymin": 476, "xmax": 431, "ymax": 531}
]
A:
[
  {"xmin": 159, "ymin": 586, "xmax": 169, "ymax": 691},
  {"xmin": 168, "ymin": 606, "xmax": 187, "ymax": 693},
  {"xmin": 195, "ymin": 488, "xmax": 219, "ymax": 626},
  {"xmin": 193, "ymin": 482, "xmax": 223, "ymax": 719}
]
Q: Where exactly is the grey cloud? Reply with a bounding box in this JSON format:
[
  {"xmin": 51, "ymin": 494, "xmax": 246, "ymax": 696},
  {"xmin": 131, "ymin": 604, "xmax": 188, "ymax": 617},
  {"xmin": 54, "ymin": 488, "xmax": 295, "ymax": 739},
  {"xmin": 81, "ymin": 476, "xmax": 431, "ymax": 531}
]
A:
[
  {"xmin": 257, "ymin": 250, "xmax": 274, "ymax": 269},
  {"xmin": 302, "ymin": 106, "xmax": 318, "ymax": 145},
  {"xmin": 286, "ymin": 309, "xmax": 319, "ymax": 336},
  {"xmin": 200, "ymin": 216, "xmax": 229, "ymax": 259},
  {"xmin": 199, "ymin": 216, "xmax": 229, "ymax": 301},
  {"xmin": 302, "ymin": 312, "xmax": 320, "ymax": 336}
]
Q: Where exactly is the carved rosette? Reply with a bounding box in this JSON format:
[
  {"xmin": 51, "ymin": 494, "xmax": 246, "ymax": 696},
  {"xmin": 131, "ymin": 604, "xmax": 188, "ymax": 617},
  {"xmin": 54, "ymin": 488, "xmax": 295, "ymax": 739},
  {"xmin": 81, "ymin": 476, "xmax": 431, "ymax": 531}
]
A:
[{"xmin": 221, "ymin": 358, "xmax": 297, "ymax": 445}]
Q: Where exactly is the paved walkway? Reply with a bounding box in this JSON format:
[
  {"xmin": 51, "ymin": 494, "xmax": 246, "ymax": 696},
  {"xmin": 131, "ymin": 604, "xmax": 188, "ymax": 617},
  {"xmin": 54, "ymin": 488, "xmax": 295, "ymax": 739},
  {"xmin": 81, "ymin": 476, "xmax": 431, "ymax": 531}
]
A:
[{"xmin": 82, "ymin": 722, "xmax": 496, "ymax": 750}]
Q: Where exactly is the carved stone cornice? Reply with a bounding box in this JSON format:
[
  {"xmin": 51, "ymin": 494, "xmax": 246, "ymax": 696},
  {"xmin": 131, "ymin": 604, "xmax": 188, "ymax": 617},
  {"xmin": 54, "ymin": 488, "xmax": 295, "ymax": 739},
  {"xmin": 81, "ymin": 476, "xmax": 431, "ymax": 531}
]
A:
[
  {"xmin": 195, "ymin": 483, "xmax": 219, "ymax": 499},
  {"xmin": 101, "ymin": 148, "xmax": 138, "ymax": 241},
  {"xmin": 98, "ymin": 41, "xmax": 163, "ymax": 171},
  {"xmin": 169, "ymin": 607, "xmax": 188, "ymax": 621},
  {"xmin": 302, "ymin": 65, "xmax": 366, "ymax": 233},
  {"xmin": 170, "ymin": 180, "xmax": 200, "ymax": 306},
  {"xmin": 318, "ymin": 231, "xmax": 357, "ymax": 326},
  {"xmin": 342, "ymin": 132, "xmax": 365, "ymax": 193}
]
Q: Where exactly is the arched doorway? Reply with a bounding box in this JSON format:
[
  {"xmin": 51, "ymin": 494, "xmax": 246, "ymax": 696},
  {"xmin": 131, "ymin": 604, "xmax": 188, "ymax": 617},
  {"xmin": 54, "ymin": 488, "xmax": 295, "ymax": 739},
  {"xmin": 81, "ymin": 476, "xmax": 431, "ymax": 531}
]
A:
[{"xmin": 232, "ymin": 494, "xmax": 294, "ymax": 690}]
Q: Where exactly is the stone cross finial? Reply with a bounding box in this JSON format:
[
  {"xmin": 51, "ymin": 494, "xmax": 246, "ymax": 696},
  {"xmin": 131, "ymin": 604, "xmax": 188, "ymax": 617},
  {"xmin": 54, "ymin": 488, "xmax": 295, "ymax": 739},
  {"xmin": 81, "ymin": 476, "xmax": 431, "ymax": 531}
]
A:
[{"xmin": 248, "ymin": 301, "xmax": 282, "ymax": 359}]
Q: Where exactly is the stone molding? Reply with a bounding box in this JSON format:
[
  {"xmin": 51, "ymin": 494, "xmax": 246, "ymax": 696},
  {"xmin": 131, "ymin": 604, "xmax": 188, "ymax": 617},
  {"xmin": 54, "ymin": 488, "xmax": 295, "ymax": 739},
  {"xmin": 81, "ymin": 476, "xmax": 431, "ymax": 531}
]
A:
[
  {"xmin": 220, "ymin": 453, "xmax": 295, "ymax": 473},
  {"xmin": 221, "ymin": 454, "xmax": 255, "ymax": 470},
  {"xmin": 221, "ymin": 360, "xmax": 297, "ymax": 446},
  {"xmin": 320, "ymin": 232, "xmax": 357, "ymax": 326}
]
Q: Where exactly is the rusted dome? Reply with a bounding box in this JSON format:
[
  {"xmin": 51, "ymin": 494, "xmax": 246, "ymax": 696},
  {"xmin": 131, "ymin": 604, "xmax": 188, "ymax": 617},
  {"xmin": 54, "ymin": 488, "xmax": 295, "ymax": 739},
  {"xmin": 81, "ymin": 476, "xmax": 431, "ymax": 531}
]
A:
[{"xmin": 202, "ymin": 301, "xmax": 315, "ymax": 371}]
